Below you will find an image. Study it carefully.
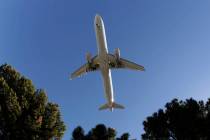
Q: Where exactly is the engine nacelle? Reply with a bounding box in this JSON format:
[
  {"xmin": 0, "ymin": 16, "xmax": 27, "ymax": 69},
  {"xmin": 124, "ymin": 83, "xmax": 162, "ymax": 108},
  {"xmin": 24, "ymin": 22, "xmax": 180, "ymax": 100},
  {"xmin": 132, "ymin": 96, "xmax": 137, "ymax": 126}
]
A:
[
  {"xmin": 114, "ymin": 48, "xmax": 120, "ymax": 60},
  {"xmin": 86, "ymin": 52, "xmax": 92, "ymax": 63}
]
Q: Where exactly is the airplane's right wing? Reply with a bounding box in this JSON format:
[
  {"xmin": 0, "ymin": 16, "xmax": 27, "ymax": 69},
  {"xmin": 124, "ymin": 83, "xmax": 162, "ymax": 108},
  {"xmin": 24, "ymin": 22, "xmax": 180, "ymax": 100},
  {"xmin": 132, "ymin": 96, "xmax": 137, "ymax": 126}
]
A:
[
  {"xmin": 70, "ymin": 55, "xmax": 99, "ymax": 79},
  {"xmin": 108, "ymin": 54, "xmax": 145, "ymax": 71}
]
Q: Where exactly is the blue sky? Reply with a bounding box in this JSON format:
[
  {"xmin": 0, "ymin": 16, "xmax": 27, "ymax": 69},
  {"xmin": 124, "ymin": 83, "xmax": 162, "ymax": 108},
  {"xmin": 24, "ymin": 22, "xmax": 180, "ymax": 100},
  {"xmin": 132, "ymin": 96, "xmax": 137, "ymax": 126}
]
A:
[{"xmin": 1, "ymin": 0, "xmax": 210, "ymax": 139}]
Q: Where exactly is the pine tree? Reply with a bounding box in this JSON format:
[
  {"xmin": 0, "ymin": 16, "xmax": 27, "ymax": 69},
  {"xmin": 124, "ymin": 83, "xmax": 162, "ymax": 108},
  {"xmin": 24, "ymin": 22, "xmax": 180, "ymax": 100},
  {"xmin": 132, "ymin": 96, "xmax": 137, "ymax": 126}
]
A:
[
  {"xmin": 71, "ymin": 124, "xmax": 129, "ymax": 140},
  {"xmin": 142, "ymin": 98, "xmax": 210, "ymax": 139},
  {"xmin": 0, "ymin": 64, "xmax": 66, "ymax": 140}
]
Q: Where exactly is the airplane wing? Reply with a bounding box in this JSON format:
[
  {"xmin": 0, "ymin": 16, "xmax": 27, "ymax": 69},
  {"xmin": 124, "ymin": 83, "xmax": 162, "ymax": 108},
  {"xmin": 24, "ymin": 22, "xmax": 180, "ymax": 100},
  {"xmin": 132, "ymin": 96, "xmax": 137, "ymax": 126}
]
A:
[
  {"xmin": 70, "ymin": 55, "xmax": 99, "ymax": 79},
  {"xmin": 108, "ymin": 54, "xmax": 145, "ymax": 71}
]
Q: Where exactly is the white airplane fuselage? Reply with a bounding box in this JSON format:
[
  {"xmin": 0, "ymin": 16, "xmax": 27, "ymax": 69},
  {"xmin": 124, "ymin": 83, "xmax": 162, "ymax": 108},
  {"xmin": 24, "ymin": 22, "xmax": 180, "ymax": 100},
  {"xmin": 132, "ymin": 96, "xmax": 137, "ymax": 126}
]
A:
[
  {"xmin": 71, "ymin": 14, "xmax": 145, "ymax": 111},
  {"xmin": 94, "ymin": 15, "xmax": 114, "ymax": 111}
]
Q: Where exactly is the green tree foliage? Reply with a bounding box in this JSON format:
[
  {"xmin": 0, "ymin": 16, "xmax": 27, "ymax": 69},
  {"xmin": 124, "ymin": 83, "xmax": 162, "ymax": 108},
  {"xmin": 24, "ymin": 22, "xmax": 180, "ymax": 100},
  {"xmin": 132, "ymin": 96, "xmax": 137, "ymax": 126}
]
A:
[
  {"xmin": 116, "ymin": 133, "xmax": 130, "ymax": 140},
  {"xmin": 142, "ymin": 98, "xmax": 210, "ymax": 140},
  {"xmin": 0, "ymin": 64, "xmax": 66, "ymax": 140},
  {"xmin": 72, "ymin": 124, "xmax": 130, "ymax": 140},
  {"xmin": 72, "ymin": 126, "xmax": 85, "ymax": 140}
]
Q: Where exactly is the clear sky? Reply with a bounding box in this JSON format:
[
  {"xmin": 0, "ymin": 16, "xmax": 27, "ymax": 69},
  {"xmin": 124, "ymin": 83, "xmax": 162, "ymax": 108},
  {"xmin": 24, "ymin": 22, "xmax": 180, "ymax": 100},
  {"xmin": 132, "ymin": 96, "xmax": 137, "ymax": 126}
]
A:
[{"xmin": 1, "ymin": 0, "xmax": 210, "ymax": 139}]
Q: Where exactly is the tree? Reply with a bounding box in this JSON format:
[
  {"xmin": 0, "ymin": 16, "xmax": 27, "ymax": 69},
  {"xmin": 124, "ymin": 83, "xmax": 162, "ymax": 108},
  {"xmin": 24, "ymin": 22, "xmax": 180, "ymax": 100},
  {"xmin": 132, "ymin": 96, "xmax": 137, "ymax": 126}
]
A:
[
  {"xmin": 116, "ymin": 133, "xmax": 130, "ymax": 140},
  {"xmin": 91, "ymin": 124, "xmax": 108, "ymax": 140},
  {"xmin": 72, "ymin": 124, "xmax": 130, "ymax": 140},
  {"xmin": 142, "ymin": 98, "xmax": 210, "ymax": 140},
  {"xmin": 0, "ymin": 64, "xmax": 66, "ymax": 140},
  {"xmin": 72, "ymin": 126, "xmax": 85, "ymax": 140}
]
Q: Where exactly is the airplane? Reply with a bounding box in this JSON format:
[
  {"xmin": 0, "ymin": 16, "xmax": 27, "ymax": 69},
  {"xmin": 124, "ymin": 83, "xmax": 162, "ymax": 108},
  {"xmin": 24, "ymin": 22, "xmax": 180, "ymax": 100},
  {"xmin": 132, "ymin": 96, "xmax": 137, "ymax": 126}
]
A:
[{"xmin": 70, "ymin": 14, "xmax": 145, "ymax": 111}]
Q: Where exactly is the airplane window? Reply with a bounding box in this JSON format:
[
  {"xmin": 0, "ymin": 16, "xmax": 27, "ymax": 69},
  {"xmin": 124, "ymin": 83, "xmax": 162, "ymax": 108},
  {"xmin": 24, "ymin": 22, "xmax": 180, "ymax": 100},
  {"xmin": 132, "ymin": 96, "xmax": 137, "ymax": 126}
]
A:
[{"xmin": 96, "ymin": 24, "xmax": 101, "ymax": 29}]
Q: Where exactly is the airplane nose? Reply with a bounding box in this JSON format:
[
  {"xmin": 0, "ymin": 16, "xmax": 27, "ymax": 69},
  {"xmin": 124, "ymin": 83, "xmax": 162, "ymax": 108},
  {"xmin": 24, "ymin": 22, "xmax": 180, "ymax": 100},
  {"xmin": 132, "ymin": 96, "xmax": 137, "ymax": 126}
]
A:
[
  {"xmin": 95, "ymin": 14, "xmax": 101, "ymax": 20},
  {"xmin": 95, "ymin": 14, "xmax": 102, "ymax": 24}
]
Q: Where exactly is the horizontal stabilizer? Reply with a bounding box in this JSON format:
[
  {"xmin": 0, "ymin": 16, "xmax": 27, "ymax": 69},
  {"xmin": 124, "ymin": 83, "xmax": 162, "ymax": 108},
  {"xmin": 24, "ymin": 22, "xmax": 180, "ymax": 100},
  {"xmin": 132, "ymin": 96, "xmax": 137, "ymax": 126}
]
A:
[
  {"xmin": 99, "ymin": 103, "xmax": 109, "ymax": 110},
  {"xmin": 99, "ymin": 102, "xmax": 125, "ymax": 111},
  {"xmin": 112, "ymin": 102, "xmax": 125, "ymax": 109}
]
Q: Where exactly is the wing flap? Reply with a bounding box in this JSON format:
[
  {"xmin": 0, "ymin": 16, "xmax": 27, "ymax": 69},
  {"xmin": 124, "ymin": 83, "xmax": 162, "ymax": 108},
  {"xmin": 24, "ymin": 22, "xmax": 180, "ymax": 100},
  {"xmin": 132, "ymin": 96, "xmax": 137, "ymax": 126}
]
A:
[
  {"xmin": 70, "ymin": 63, "xmax": 88, "ymax": 79},
  {"xmin": 70, "ymin": 55, "xmax": 99, "ymax": 79},
  {"xmin": 108, "ymin": 54, "xmax": 145, "ymax": 71},
  {"xmin": 120, "ymin": 58, "xmax": 145, "ymax": 71}
]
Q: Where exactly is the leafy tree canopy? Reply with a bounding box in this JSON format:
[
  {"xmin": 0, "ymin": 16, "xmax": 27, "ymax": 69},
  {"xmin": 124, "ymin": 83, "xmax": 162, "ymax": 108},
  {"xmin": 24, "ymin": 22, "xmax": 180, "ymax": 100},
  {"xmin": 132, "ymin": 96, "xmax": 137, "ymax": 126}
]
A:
[
  {"xmin": 0, "ymin": 64, "xmax": 66, "ymax": 140},
  {"xmin": 72, "ymin": 124, "xmax": 130, "ymax": 140},
  {"xmin": 142, "ymin": 98, "xmax": 210, "ymax": 140}
]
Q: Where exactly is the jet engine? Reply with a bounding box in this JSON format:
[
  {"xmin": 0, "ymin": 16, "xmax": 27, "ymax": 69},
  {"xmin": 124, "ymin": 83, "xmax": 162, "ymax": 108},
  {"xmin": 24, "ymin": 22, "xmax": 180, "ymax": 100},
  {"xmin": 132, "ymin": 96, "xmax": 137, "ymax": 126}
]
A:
[
  {"xmin": 114, "ymin": 48, "xmax": 120, "ymax": 60},
  {"xmin": 86, "ymin": 52, "xmax": 92, "ymax": 63}
]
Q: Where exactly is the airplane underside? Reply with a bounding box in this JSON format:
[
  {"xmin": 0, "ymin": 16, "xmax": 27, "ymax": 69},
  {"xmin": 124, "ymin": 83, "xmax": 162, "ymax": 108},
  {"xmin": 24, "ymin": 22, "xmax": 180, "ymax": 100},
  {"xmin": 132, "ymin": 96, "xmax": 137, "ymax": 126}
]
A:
[{"xmin": 70, "ymin": 14, "xmax": 145, "ymax": 111}]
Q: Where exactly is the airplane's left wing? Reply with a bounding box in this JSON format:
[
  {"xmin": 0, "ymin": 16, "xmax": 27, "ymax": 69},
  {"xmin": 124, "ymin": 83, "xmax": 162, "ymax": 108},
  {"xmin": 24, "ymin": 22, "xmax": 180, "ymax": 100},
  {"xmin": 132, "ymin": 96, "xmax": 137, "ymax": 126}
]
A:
[
  {"xmin": 70, "ymin": 56, "xmax": 99, "ymax": 79},
  {"xmin": 108, "ymin": 54, "xmax": 145, "ymax": 71}
]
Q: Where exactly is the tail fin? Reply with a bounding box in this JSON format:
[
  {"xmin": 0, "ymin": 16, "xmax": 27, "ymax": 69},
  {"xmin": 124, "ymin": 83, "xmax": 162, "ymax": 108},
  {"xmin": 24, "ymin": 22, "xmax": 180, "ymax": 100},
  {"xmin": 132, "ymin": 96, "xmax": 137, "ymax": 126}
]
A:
[{"xmin": 99, "ymin": 102, "xmax": 125, "ymax": 111}]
